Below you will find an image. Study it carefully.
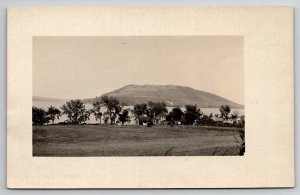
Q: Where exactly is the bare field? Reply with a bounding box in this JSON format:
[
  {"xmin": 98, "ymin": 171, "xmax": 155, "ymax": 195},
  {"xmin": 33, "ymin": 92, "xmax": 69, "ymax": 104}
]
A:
[{"xmin": 33, "ymin": 125, "xmax": 242, "ymax": 156}]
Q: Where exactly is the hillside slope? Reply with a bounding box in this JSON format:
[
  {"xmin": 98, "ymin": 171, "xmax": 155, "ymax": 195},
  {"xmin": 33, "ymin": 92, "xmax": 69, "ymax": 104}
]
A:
[{"xmin": 84, "ymin": 84, "xmax": 243, "ymax": 108}]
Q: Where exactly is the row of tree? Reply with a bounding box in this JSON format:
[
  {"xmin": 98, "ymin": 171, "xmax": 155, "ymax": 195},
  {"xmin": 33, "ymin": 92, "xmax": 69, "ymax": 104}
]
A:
[
  {"xmin": 32, "ymin": 95, "xmax": 242, "ymax": 126},
  {"xmin": 32, "ymin": 106, "xmax": 61, "ymax": 125},
  {"xmin": 32, "ymin": 96, "xmax": 129, "ymax": 126},
  {"xmin": 165, "ymin": 104, "xmax": 238, "ymax": 125},
  {"xmin": 132, "ymin": 102, "xmax": 237, "ymax": 126},
  {"xmin": 132, "ymin": 102, "xmax": 167, "ymax": 125}
]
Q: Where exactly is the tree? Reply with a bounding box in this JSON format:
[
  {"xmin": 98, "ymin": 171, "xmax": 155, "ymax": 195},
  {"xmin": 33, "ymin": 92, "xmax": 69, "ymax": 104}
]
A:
[
  {"xmin": 47, "ymin": 106, "xmax": 61, "ymax": 124},
  {"xmin": 166, "ymin": 107, "xmax": 183, "ymax": 123},
  {"xmin": 132, "ymin": 103, "xmax": 148, "ymax": 124},
  {"xmin": 147, "ymin": 101, "xmax": 168, "ymax": 124},
  {"xmin": 79, "ymin": 109, "xmax": 91, "ymax": 124},
  {"xmin": 138, "ymin": 116, "xmax": 153, "ymax": 126},
  {"xmin": 103, "ymin": 112, "xmax": 110, "ymax": 124},
  {"xmin": 32, "ymin": 107, "xmax": 50, "ymax": 125},
  {"xmin": 231, "ymin": 110, "xmax": 239, "ymax": 120},
  {"xmin": 92, "ymin": 101, "xmax": 103, "ymax": 124},
  {"xmin": 118, "ymin": 109, "xmax": 130, "ymax": 125},
  {"xmin": 183, "ymin": 105, "xmax": 201, "ymax": 125},
  {"xmin": 61, "ymin": 99, "xmax": 90, "ymax": 124},
  {"xmin": 220, "ymin": 105, "xmax": 231, "ymax": 120},
  {"xmin": 198, "ymin": 114, "xmax": 214, "ymax": 125},
  {"xmin": 233, "ymin": 115, "xmax": 245, "ymax": 156},
  {"xmin": 101, "ymin": 96, "xmax": 122, "ymax": 124}
]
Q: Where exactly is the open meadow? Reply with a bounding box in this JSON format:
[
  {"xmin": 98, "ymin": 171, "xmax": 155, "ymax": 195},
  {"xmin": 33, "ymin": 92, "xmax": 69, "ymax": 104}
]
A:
[{"xmin": 33, "ymin": 125, "xmax": 242, "ymax": 156}]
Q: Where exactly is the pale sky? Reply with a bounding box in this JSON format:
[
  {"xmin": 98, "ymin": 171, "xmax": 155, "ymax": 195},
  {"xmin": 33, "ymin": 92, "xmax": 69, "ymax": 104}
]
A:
[{"xmin": 33, "ymin": 36, "xmax": 244, "ymax": 104}]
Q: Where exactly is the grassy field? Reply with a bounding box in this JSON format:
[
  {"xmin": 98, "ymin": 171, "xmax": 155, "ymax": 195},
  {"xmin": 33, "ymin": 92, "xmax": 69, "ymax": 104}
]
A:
[{"xmin": 33, "ymin": 125, "xmax": 242, "ymax": 156}]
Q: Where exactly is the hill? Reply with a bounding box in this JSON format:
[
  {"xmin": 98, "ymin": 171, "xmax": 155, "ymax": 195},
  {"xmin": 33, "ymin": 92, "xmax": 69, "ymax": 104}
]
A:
[{"xmin": 84, "ymin": 84, "xmax": 244, "ymax": 108}]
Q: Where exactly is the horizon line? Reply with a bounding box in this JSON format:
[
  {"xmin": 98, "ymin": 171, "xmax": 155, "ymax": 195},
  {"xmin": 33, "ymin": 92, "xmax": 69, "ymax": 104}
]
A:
[{"xmin": 33, "ymin": 84, "xmax": 244, "ymax": 106}]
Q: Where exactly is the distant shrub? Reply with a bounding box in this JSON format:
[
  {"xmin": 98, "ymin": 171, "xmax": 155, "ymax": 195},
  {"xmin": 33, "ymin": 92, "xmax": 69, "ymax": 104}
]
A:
[
  {"xmin": 58, "ymin": 121, "xmax": 69, "ymax": 125},
  {"xmin": 196, "ymin": 115, "xmax": 214, "ymax": 125},
  {"xmin": 138, "ymin": 116, "xmax": 153, "ymax": 126}
]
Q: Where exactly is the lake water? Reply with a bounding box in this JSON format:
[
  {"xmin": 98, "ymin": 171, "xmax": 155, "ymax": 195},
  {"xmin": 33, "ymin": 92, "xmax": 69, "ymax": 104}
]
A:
[{"xmin": 33, "ymin": 100, "xmax": 244, "ymax": 124}]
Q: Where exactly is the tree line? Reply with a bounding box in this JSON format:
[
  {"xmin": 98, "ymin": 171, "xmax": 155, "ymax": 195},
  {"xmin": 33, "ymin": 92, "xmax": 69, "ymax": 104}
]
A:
[{"xmin": 32, "ymin": 95, "xmax": 244, "ymax": 127}]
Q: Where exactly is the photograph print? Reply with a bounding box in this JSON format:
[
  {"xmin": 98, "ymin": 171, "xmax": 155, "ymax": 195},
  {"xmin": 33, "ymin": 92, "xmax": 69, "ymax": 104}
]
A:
[{"xmin": 32, "ymin": 36, "xmax": 245, "ymax": 156}]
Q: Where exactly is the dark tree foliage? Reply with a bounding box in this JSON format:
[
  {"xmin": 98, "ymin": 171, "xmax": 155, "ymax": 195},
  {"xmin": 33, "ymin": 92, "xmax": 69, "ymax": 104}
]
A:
[
  {"xmin": 101, "ymin": 95, "xmax": 122, "ymax": 124},
  {"xmin": 166, "ymin": 107, "xmax": 183, "ymax": 123},
  {"xmin": 132, "ymin": 102, "xmax": 167, "ymax": 125},
  {"xmin": 236, "ymin": 115, "xmax": 245, "ymax": 156},
  {"xmin": 183, "ymin": 105, "xmax": 201, "ymax": 125},
  {"xmin": 61, "ymin": 99, "xmax": 90, "ymax": 124},
  {"xmin": 220, "ymin": 105, "xmax": 231, "ymax": 120},
  {"xmin": 197, "ymin": 114, "xmax": 214, "ymax": 125},
  {"xmin": 231, "ymin": 110, "xmax": 239, "ymax": 120},
  {"xmin": 32, "ymin": 107, "xmax": 50, "ymax": 125},
  {"xmin": 138, "ymin": 116, "xmax": 153, "ymax": 126},
  {"xmin": 118, "ymin": 109, "xmax": 130, "ymax": 125},
  {"xmin": 147, "ymin": 101, "xmax": 168, "ymax": 123},
  {"xmin": 166, "ymin": 114, "xmax": 172, "ymax": 121},
  {"xmin": 47, "ymin": 106, "xmax": 61, "ymax": 124},
  {"xmin": 132, "ymin": 103, "xmax": 148, "ymax": 121}
]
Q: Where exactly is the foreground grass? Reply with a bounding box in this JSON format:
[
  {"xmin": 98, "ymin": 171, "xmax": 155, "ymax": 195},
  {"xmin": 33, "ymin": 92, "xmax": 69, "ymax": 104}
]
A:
[{"xmin": 33, "ymin": 124, "xmax": 242, "ymax": 156}]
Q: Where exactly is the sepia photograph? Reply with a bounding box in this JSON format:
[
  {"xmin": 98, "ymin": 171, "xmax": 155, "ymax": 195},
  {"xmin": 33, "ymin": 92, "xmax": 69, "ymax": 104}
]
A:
[
  {"xmin": 7, "ymin": 6, "xmax": 294, "ymax": 188},
  {"xmin": 32, "ymin": 36, "xmax": 245, "ymax": 156}
]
